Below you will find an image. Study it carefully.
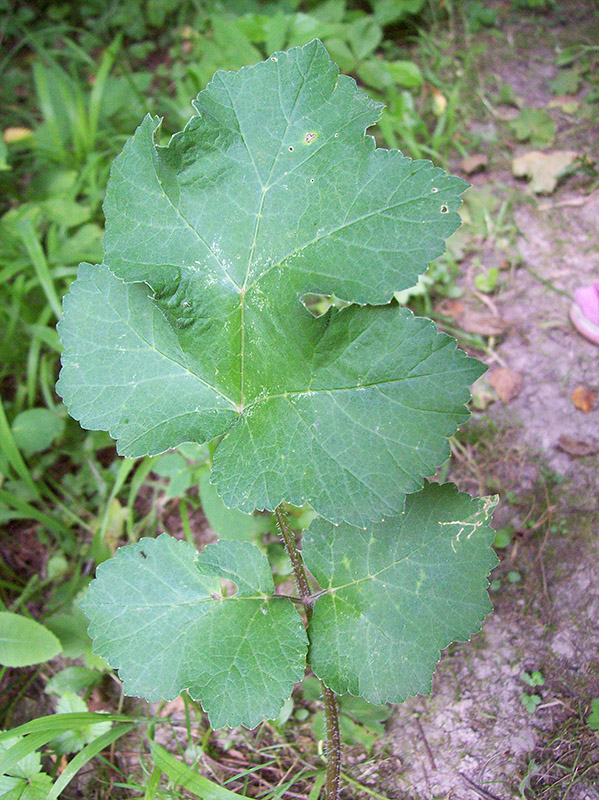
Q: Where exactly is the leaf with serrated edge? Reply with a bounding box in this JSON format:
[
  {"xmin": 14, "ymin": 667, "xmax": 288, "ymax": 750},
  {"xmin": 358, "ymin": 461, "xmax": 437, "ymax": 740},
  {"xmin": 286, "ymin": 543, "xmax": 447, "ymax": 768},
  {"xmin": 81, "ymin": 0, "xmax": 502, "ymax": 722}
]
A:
[
  {"xmin": 81, "ymin": 536, "xmax": 307, "ymax": 728},
  {"xmin": 57, "ymin": 39, "xmax": 479, "ymax": 526},
  {"xmin": 304, "ymin": 483, "xmax": 498, "ymax": 704}
]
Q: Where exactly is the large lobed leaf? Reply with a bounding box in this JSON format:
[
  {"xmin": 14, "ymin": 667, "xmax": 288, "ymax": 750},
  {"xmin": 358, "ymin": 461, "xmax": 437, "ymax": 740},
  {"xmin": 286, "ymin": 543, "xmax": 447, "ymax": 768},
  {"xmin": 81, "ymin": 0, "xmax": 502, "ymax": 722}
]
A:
[
  {"xmin": 304, "ymin": 482, "xmax": 499, "ymax": 704},
  {"xmin": 82, "ymin": 483, "xmax": 497, "ymax": 725},
  {"xmin": 57, "ymin": 39, "xmax": 481, "ymax": 525},
  {"xmin": 81, "ymin": 536, "xmax": 307, "ymax": 729}
]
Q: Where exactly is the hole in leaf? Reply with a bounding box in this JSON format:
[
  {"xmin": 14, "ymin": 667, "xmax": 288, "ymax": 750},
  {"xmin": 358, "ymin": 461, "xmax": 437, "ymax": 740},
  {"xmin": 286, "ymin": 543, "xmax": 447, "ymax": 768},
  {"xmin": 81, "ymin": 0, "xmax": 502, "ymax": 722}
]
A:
[
  {"xmin": 288, "ymin": 145, "xmax": 294, "ymax": 152},
  {"xmin": 217, "ymin": 578, "xmax": 238, "ymax": 598},
  {"xmin": 440, "ymin": 204, "xmax": 449, "ymax": 213},
  {"xmin": 301, "ymin": 293, "xmax": 351, "ymax": 318}
]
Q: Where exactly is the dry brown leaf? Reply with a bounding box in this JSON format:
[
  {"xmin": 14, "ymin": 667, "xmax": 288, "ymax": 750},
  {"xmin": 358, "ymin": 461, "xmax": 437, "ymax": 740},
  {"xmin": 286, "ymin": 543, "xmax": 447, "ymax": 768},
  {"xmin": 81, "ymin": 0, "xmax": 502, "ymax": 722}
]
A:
[
  {"xmin": 470, "ymin": 375, "xmax": 498, "ymax": 410},
  {"xmin": 488, "ymin": 368, "xmax": 524, "ymax": 403},
  {"xmin": 87, "ymin": 688, "xmax": 110, "ymax": 712},
  {"xmin": 3, "ymin": 127, "xmax": 33, "ymax": 143},
  {"xmin": 159, "ymin": 696, "xmax": 186, "ymax": 717},
  {"xmin": 437, "ymin": 299, "xmax": 508, "ymax": 336},
  {"xmin": 459, "ymin": 310, "xmax": 509, "ymax": 336},
  {"xmin": 557, "ymin": 434, "xmax": 599, "ymax": 457},
  {"xmin": 460, "ymin": 154, "xmax": 489, "ymax": 174},
  {"xmin": 436, "ymin": 299, "xmax": 464, "ymax": 319},
  {"xmin": 56, "ymin": 755, "xmax": 69, "ymax": 776},
  {"xmin": 512, "ymin": 150, "xmax": 578, "ymax": 194},
  {"xmin": 431, "ymin": 87, "xmax": 447, "ymax": 115},
  {"xmin": 571, "ymin": 385, "xmax": 596, "ymax": 413}
]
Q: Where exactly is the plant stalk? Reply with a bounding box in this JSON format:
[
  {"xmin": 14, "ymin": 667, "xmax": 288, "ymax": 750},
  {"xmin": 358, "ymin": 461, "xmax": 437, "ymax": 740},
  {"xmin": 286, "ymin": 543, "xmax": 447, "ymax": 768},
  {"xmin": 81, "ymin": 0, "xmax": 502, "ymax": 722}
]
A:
[
  {"xmin": 321, "ymin": 682, "xmax": 341, "ymax": 799},
  {"xmin": 274, "ymin": 506, "xmax": 341, "ymax": 800}
]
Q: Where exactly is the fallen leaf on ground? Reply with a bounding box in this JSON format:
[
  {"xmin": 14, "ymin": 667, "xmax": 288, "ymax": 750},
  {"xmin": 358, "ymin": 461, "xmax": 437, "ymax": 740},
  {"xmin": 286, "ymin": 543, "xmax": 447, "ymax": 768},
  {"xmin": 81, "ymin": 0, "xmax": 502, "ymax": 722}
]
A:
[
  {"xmin": 460, "ymin": 309, "xmax": 509, "ymax": 336},
  {"xmin": 571, "ymin": 385, "xmax": 596, "ymax": 413},
  {"xmin": 3, "ymin": 127, "xmax": 34, "ymax": 143},
  {"xmin": 461, "ymin": 154, "xmax": 489, "ymax": 174},
  {"xmin": 548, "ymin": 96, "xmax": 579, "ymax": 114},
  {"xmin": 557, "ymin": 435, "xmax": 599, "ymax": 457},
  {"xmin": 158, "ymin": 696, "xmax": 186, "ymax": 717},
  {"xmin": 489, "ymin": 368, "xmax": 524, "ymax": 403},
  {"xmin": 436, "ymin": 300, "xmax": 508, "ymax": 336},
  {"xmin": 431, "ymin": 87, "xmax": 447, "ymax": 115},
  {"xmin": 436, "ymin": 299, "xmax": 464, "ymax": 319},
  {"xmin": 512, "ymin": 150, "xmax": 578, "ymax": 194},
  {"xmin": 470, "ymin": 375, "xmax": 498, "ymax": 410},
  {"xmin": 87, "ymin": 688, "xmax": 111, "ymax": 712}
]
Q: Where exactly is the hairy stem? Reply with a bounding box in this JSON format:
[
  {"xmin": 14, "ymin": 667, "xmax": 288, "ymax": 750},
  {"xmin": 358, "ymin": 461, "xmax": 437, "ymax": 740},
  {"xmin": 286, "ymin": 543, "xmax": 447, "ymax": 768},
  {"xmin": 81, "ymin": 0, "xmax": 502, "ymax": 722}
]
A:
[
  {"xmin": 274, "ymin": 506, "xmax": 312, "ymax": 617},
  {"xmin": 274, "ymin": 506, "xmax": 341, "ymax": 800},
  {"xmin": 321, "ymin": 683, "xmax": 341, "ymax": 799}
]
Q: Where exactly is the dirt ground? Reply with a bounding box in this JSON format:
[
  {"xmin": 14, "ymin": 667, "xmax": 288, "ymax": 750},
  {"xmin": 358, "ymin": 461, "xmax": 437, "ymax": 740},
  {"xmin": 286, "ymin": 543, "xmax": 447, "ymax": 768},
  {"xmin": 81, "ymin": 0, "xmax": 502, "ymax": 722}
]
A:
[{"xmin": 366, "ymin": 5, "xmax": 599, "ymax": 798}]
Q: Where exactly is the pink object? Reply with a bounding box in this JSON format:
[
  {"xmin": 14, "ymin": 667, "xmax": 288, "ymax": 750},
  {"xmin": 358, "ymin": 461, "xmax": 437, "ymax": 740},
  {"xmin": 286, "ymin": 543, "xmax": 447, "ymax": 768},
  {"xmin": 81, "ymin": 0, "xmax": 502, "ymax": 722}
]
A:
[{"xmin": 570, "ymin": 281, "xmax": 599, "ymax": 345}]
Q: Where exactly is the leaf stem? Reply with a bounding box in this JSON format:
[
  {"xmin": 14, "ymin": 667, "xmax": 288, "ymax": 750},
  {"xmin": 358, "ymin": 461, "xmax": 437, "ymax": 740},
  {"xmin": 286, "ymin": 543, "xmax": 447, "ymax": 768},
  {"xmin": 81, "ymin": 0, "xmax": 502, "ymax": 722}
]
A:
[
  {"xmin": 274, "ymin": 506, "xmax": 312, "ymax": 618},
  {"xmin": 321, "ymin": 683, "xmax": 341, "ymax": 799},
  {"xmin": 274, "ymin": 506, "xmax": 341, "ymax": 800}
]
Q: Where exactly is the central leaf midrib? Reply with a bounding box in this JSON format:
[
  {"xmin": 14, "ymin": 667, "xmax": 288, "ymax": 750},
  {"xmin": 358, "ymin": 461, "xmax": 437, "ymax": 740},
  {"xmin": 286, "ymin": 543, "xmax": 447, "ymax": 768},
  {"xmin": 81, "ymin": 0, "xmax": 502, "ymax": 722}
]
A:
[
  {"xmin": 243, "ymin": 372, "xmax": 464, "ymax": 407},
  {"xmin": 102, "ymin": 595, "xmax": 276, "ymax": 608},
  {"xmin": 234, "ymin": 49, "xmax": 316, "ymax": 410}
]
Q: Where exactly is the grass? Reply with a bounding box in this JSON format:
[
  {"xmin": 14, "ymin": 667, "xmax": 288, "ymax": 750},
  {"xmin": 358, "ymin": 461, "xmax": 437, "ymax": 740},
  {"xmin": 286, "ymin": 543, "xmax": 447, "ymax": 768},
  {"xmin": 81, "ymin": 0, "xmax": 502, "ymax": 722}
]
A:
[{"xmin": 526, "ymin": 705, "xmax": 599, "ymax": 799}]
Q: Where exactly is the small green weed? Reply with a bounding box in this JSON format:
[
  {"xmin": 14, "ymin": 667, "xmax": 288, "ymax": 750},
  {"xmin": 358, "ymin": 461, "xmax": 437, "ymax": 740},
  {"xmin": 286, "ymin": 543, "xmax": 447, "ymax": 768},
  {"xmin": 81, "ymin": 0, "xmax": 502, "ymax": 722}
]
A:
[
  {"xmin": 587, "ymin": 699, "xmax": 599, "ymax": 731},
  {"xmin": 510, "ymin": 108, "xmax": 556, "ymax": 148}
]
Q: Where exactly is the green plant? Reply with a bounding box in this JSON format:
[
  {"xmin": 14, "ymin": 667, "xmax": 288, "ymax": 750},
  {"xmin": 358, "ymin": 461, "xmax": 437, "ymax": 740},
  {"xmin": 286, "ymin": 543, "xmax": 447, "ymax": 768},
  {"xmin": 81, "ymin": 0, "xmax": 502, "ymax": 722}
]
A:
[
  {"xmin": 520, "ymin": 670, "xmax": 545, "ymax": 687},
  {"xmin": 520, "ymin": 670, "xmax": 544, "ymax": 714},
  {"xmin": 474, "ymin": 265, "xmax": 500, "ymax": 293},
  {"xmin": 56, "ymin": 40, "xmax": 498, "ymax": 799},
  {"xmin": 588, "ymin": 699, "xmax": 599, "ymax": 731},
  {"xmin": 521, "ymin": 693, "xmax": 542, "ymax": 713},
  {"xmin": 31, "ymin": 38, "xmax": 123, "ymax": 170},
  {"xmin": 0, "ymin": 612, "xmax": 61, "ymax": 667},
  {"xmin": 509, "ymin": 107, "xmax": 555, "ymax": 148}
]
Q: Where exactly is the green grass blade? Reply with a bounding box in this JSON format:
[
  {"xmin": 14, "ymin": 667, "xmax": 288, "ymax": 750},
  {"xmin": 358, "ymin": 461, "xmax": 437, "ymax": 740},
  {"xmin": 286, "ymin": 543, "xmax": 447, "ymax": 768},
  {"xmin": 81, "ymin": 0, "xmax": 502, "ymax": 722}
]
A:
[
  {"xmin": 149, "ymin": 740, "xmax": 250, "ymax": 800},
  {"xmin": 88, "ymin": 36, "xmax": 121, "ymax": 150},
  {"xmin": 143, "ymin": 765, "xmax": 162, "ymax": 800},
  {"xmin": 0, "ymin": 713, "xmax": 138, "ymax": 742},
  {"xmin": 0, "ymin": 487, "xmax": 71, "ymax": 540},
  {"xmin": 0, "ymin": 731, "xmax": 52, "ymax": 775},
  {"xmin": 47, "ymin": 723, "xmax": 137, "ymax": 800},
  {"xmin": 32, "ymin": 61, "xmax": 68, "ymax": 163},
  {"xmin": 94, "ymin": 457, "xmax": 137, "ymax": 555},
  {"xmin": 307, "ymin": 772, "xmax": 326, "ymax": 800},
  {"xmin": 0, "ymin": 397, "xmax": 40, "ymax": 500},
  {"xmin": 26, "ymin": 309, "xmax": 56, "ymax": 406},
  {"xmin": 16, "ymin": 219, "xmax": 62, "ymax": 319},
  {"xmin": 340, "ymin": 772, "xmax": 395, "ymax": 800}
]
